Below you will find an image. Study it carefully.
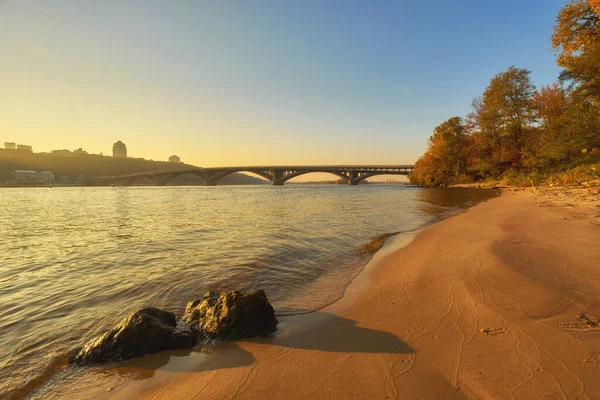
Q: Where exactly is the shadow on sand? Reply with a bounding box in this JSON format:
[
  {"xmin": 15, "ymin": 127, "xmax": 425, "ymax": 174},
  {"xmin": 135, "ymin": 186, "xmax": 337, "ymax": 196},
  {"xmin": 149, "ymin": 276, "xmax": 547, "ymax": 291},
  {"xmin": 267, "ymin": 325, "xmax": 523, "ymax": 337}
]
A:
[{"xmin": 104, "ymin": 310, "xmax": 413, "ymax": 380}]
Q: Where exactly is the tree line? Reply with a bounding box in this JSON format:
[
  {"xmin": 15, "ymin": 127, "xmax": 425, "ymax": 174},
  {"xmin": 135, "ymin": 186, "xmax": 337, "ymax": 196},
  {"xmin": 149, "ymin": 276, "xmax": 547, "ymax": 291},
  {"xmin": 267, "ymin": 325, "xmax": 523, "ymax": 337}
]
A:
[{"xmin": 410, "ymin": 0, "xmax": 600, "ymax": 186}]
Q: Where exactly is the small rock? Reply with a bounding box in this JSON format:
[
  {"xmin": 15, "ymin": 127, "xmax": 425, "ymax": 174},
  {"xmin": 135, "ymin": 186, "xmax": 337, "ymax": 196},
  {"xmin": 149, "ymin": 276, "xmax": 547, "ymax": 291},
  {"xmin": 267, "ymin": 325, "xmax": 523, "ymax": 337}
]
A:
[
  {"xmin": 184, "ymin": 290, "xmax": 278, "ymax": 341},
  {"xmin": 71, "ymin": 308, "xmax": 197, "ymax": 365}
]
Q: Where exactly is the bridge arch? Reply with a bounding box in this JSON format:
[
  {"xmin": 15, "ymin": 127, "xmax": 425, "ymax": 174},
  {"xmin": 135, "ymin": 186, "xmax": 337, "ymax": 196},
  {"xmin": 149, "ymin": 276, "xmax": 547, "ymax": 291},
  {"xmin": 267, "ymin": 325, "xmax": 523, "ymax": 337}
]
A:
[
  {"xmin": 351, "ymin": 171, "xmax": 410, "ymax": 184},
  {"xmin": 275, "ymin": 170, "xmax": 350, "ymax": 185},
  {"xmin": 122, "ymin": 176, "xmax": 157, "ymax": 186},
  {"xmin": 205, "ymin": 170, "xmax": 273, "ymax": 186},
  {"xmin": 156, "ymin": 170, "xmax": 205, "ymax": 186}
]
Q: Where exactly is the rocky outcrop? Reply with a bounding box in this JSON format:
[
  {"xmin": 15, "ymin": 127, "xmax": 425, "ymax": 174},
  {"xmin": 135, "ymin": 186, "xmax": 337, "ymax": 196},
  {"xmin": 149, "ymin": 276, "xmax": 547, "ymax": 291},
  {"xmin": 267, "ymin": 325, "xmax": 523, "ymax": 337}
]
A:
[
  {"xmin": 71, "ymin": 308, "xmax": 197, "ymax": 365},
  {"xmin": 184, "ymin": 290, "xmax": 278, "ymax": 340},
  {"xmin": 70, "ymin": 290, "xmax": 277, "ymax": 366}
]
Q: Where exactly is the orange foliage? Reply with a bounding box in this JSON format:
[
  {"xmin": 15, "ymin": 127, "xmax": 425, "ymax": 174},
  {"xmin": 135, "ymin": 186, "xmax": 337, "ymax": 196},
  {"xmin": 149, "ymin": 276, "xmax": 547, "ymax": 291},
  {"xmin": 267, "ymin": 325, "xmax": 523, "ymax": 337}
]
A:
[{"xmin": 591, "ymin": 0, "xmax": 600, "ymax": 16}]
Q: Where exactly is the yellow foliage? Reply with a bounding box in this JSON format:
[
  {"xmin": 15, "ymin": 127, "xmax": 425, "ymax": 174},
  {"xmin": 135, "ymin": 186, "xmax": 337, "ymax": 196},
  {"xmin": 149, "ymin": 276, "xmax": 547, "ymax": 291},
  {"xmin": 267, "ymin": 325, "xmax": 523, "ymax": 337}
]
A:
[{"xmin": 552, "ymin": 0, "xmax": 599, "ymax": 66}]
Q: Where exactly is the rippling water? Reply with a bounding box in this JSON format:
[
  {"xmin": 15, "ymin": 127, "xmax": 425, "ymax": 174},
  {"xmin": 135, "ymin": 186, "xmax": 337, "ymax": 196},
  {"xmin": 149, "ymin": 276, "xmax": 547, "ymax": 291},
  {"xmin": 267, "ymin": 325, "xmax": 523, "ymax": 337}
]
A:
[{"xmin": 0, "ymin": 185, "xmax": 496, "ymax": 398}]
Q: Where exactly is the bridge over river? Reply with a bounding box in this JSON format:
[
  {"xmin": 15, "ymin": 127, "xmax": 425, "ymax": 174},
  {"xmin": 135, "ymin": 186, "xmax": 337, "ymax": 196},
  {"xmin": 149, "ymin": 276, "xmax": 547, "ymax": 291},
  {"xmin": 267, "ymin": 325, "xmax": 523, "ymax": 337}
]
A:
[{"xmin": 86, "ymin": 165, "xmax": 415, "ymax": 186}]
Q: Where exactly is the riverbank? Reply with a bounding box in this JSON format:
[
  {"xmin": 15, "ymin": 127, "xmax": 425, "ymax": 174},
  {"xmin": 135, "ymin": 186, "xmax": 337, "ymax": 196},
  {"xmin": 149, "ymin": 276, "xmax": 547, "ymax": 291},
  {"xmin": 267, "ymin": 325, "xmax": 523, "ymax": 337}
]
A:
[{"xmin": 96, "ymin": 189, "xmax": 596, "ymax": 399}]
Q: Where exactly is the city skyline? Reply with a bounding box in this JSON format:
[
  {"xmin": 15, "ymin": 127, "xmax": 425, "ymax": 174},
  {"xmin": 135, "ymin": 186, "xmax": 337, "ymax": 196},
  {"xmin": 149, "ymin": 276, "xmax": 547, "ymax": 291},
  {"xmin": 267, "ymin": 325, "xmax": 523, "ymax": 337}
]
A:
[{"xmin": 1, "ymin": 1, "xmax": 564, "ymax": 168}]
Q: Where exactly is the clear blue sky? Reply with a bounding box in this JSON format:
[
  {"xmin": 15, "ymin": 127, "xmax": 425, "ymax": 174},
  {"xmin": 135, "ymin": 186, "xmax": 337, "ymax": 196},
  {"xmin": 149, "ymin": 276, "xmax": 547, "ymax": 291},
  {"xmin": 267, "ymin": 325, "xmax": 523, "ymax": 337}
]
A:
[{"xmin": 0, "ymin": 0, "xmax": 565, "ymax": 168}]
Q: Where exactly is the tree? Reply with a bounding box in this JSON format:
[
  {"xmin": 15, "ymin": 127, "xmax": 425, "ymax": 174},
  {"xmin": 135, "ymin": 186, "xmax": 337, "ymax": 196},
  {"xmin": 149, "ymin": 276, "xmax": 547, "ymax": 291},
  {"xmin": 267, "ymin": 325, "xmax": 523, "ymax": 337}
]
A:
[
  {"xmin": 410, "ymin": 3, "xmax": 600, "ymax": 187},
  {"xmin": 552, "ymin": 0, "xmax": 600, "ymax": 101},
  {"xmin": 465, "ymin": 96, "xmax": 484, "ymax": 134},
  {"xmin": 470, "ymin": 67, "xmax": 536, "ymax": 175},
  {"xmin": 530, "ymin": 83, "xmax": 574, "ymax": 165},
  {"xmin": 564, "ymin": 91, "xmax": 600, "ymax": 151},
  {"xmin": 410, "ymin": 117, "xmax": 470, "ymax": 186}
]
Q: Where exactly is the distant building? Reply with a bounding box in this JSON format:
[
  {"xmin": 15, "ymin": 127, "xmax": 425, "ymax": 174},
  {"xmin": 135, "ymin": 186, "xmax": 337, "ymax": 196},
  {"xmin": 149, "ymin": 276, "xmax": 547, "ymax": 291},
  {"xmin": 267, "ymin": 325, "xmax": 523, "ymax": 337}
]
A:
[
  {"xmin": 59, "ymin": 175, "xmax": 77, "ymax": 184},
  {"xmin": 16, "ymin": 144, "xmax": 32, "ymax": 152},
  {"xmin": 12, "ymin": 170, "xmax": 38, "ymax": 182},
  {"xmin": 4, "ymin": 142, "xmax": 16, "ymax": 149},
  {"xmin": 40, "ymin": 171, "xmax": 55, "ymax": 182},
  {"xmin": 169, "ymin": 155, "xmax": 181, "ymax": 163},
  {"xmin": 113, "ymin": 141, "xmax": 127, "ymax": 158},
  {"xmin": 11, "ymin": 170, "xmax": 54, "ymax": 183}
]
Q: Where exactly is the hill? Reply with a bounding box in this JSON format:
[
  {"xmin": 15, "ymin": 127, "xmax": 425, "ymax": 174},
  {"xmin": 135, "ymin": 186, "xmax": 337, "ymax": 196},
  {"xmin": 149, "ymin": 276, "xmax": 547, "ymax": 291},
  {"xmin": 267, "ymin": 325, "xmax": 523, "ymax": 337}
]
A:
[{"xmin": 0, "ymin": 150, "xmax": 268, "ymax": 185}]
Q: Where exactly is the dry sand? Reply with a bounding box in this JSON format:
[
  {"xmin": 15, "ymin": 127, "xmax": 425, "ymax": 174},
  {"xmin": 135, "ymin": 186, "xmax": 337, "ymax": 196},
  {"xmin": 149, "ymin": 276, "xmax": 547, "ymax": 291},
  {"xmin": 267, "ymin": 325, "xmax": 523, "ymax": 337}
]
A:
[{"xmin": 117, "ymin": 190, "xmax": 600, "ymax": 399}]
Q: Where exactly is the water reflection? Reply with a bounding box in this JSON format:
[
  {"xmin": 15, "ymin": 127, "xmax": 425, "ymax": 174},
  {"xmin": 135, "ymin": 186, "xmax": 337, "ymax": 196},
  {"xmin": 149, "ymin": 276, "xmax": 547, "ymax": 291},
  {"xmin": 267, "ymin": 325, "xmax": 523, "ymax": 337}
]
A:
[{"xmin": 416, "ymin": 188, "xmax": 499, "ymax": 217}]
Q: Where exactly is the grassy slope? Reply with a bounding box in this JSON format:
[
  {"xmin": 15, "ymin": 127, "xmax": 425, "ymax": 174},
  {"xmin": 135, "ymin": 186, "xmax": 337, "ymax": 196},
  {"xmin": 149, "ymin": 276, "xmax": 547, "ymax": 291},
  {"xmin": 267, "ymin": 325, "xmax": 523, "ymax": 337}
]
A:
[
  {"xmin": 446, "ymin": 155, "xmax": 600, "ymax": 188},
  {"xmin": 489, "ymin": 155, "xmax": 600, "ymax": 188}
]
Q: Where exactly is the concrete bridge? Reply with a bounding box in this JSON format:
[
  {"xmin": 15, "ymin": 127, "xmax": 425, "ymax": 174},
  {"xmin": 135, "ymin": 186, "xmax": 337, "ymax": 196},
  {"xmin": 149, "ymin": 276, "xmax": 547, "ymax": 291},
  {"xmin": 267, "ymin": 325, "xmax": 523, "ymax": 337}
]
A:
[{"xmin": 86, "ymin": 165, "xmax": 415, "ymax": 186}]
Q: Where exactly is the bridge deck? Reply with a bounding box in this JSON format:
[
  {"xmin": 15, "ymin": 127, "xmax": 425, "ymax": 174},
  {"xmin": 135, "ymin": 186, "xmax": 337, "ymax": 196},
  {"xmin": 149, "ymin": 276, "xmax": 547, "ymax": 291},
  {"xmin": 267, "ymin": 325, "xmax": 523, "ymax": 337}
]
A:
[{"xmin": 86, "ymin": 165, "xmax": 415, "ymax": 186}]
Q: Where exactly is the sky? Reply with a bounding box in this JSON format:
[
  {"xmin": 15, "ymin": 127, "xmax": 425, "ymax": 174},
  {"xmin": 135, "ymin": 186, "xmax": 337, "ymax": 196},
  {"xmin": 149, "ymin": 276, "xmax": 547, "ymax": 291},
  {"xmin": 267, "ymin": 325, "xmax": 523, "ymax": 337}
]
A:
[{"xmin": 0, "ymin": 0, "xmax": 566, "ymax": 172}]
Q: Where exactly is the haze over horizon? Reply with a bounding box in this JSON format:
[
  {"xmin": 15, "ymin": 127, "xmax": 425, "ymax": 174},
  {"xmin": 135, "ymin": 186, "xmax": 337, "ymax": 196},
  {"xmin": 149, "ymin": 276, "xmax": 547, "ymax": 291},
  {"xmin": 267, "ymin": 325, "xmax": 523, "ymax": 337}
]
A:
[{"xmin": 1, "ymin": 0, "xmax": 563, "ymax": 169}]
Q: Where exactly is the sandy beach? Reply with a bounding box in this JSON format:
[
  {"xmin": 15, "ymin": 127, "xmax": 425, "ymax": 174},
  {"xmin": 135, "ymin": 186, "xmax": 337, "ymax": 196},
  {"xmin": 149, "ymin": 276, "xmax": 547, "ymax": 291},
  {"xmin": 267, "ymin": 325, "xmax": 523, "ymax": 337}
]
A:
[{"xmin": 105, "ymin": 189, "xmax": 600, "ymax": 400}]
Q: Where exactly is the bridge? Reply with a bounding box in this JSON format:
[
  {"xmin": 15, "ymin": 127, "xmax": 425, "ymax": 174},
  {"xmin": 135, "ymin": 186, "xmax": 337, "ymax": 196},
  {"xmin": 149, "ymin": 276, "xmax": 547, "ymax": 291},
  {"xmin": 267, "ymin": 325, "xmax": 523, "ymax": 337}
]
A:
[{"xmin": 85, "ymin": 165, "xmax": 415, "ymax": 187}]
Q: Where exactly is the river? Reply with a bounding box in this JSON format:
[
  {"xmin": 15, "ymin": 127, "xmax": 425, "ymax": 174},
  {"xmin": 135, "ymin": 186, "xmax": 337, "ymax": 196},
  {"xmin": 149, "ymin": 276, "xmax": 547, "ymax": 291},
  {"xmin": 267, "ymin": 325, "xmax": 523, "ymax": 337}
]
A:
[{"xmin": 0, "ymin": 184, "xmax": 496, "ymax": 398}]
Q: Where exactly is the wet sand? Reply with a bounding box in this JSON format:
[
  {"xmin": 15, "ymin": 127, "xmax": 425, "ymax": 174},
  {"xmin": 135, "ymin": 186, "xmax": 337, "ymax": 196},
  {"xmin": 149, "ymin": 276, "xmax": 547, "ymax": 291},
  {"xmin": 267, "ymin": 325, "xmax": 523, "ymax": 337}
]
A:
[{"xmin": 117, "ymin": 190, "xmax": 600, "ymax": 399}]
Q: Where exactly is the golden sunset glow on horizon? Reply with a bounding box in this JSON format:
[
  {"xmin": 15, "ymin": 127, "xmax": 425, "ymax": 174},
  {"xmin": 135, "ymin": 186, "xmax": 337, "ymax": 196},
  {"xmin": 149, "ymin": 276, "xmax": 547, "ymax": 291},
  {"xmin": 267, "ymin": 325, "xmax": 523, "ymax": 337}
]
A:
[{"xmin": 0, "ymin": 1, "xmax": 562, "ymax": 173}]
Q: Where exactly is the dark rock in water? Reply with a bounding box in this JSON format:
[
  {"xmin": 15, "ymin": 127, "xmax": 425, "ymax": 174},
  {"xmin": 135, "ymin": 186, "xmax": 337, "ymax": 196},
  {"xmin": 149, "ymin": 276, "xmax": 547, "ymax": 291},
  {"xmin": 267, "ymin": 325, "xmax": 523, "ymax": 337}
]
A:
[
  {"xmin": 184, "ymin": 290, "xmax": 278, "ymax": 341},
  {"xmin": 71, "ymin": 308, "xmax": 197, "ymax": 365}
]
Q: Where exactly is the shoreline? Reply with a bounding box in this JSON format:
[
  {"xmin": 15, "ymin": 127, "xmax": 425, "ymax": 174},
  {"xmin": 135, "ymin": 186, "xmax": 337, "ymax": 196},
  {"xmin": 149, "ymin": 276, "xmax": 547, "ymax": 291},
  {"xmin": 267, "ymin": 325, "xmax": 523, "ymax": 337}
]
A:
[
  {"xmin": 29, "ymin": 192, "xmax": 486, "ymax": 400},
  {"xmin": 123, "ymin": 189, "xmax": 600, "ymax": 400},
  {"xmin": 276, "ymin": 197, "xmax": 485, "ymax": 319},
  {"xmin": 33, "ymin": 188, "xmax": 600, "ymax": 399},
  {"xmin": 59, "ymin": 223, "xmax": 428, "ymax": 400},
  {"xmin": 8, "ymin": 186, "xmax": 494, "ymax": 400}
]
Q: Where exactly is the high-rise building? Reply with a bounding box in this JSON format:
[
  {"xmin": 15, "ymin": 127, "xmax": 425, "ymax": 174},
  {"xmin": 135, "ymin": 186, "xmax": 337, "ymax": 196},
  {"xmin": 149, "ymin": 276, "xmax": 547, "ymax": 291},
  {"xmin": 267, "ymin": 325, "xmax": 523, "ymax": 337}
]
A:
[
  {"xmin": 113, "ymin": 141, "xmax": 127, "ymax": 158},
  {"xmin": 4, "ymin": 142, "xmax": 16, "ymax": 149},
  {"xmin": 169, "ymin": 155, "xmax": 181, "ymax": 163},
  {"xmin": 16, "ymin": 144, "xmax": 32, "ymax": 152}
]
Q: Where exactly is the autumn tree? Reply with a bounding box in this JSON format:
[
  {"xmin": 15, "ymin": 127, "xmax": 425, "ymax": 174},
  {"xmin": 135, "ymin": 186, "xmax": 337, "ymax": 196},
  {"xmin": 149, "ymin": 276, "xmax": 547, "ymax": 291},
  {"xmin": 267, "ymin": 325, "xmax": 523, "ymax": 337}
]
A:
[
  {"xmin": 465, "ymin": 96, "xmax": 484, "ymax": 134},
  {"xmin": 410, "ymin": 3, "xmax": 600, "ymax": 187},
  {"xmin": 564, "ymin": 91, "xmax": 600, "ymax": 151},
  {"xmin": 529, "ymin": 83, "xmax": 574, "ymax": 164},
  {"xmin": 469, "ymin": 67, "xmax": 536, "ymax": 175},
  {"xmin": 410, "ymin": 117, "xmax": 470, "ymax": 186},
  {"xmin": 552, "ymin": 0, "xmax": 600, "ymax": 101}
]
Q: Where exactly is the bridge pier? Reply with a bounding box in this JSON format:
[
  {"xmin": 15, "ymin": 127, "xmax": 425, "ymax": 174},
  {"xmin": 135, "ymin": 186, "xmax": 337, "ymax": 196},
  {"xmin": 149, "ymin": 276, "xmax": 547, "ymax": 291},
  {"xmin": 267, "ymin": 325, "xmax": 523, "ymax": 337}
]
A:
[
  {"xmin": 348, "ymin": 171, "xmax": 359, "ymax": 185},
  {"xmin": 271, "ymin": 169, "xmax": 284, "ymax": 186},
  {"xmin": 202, "ymin": 171, "xmax": 218, "ymax": 186}
]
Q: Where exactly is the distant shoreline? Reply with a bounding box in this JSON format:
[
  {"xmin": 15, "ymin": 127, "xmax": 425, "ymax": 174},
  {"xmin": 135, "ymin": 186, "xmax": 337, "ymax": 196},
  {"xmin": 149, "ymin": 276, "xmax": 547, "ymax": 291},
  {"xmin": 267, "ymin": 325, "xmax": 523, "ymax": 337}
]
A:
[{"xmin": 0, "ymin": 181, "xmax": 413, "ymax": 188}]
